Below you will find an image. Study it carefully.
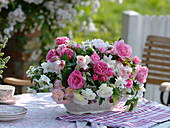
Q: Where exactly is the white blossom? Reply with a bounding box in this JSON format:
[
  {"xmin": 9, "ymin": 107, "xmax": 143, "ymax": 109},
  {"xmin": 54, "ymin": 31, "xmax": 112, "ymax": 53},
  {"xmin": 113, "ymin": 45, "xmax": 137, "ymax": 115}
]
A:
[
  {"xmin": 115, "ymin": 77, "xmax": 127, "ymax": 89},
  {"xmin": 76, "ymin": 55, "xmax": 91, "ymax": 70},
  {"xmin": 73, "ymin": 93, "xmax": 88, "ymax": 105},
  {"xmin": 3, "ymin": 25, "xmax": 14, "ymax": 38},
  {"xmin": 90, "ymin": 39, "xmax": 110, "ymax": 49},
  {"xmin": 137, "ymin": 84, "xmax": 146, "ymax": 98},
  {"xmin": 26, "ymin": 66, "xmax": 36, "ymax": 77},
  {"xmin": 23, "ymin": 0, "xmax": 43, "ymax": 4},
  {"xmin": 41, "ymin": 62, "xmax": 54, "ymax": 73},
  {"xmin": 36, "ymin": 75, "xmax": 51, "ymax": 86},
  {"xmin": 96, "ymin": 83, "xmax": 113, "ymax": 98},
  {"xmin": 82, "ymin": 88, "xmax": 96, "ymax": 100},
  {"xmin": 81, "ymin": 18, "xmax": 98, "ymax": 32},
  {"xmin": 8, "ymin": 6, "xmax": 26, "ymax": 26}
]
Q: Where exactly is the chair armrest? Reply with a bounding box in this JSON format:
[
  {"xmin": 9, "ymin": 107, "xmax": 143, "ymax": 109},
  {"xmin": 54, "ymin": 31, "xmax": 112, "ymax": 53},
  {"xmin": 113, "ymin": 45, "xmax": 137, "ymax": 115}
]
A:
[
  {"xmin": 160, "ymin": 82, "xmax": 170, "ymax": 92},
  {"xmin": 3, "ymin": 77, "xmax": 34, "ymax": 86}
]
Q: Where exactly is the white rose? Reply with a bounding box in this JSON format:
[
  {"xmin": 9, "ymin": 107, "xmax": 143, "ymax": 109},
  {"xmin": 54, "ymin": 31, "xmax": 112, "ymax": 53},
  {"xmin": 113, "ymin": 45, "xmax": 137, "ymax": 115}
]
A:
[
  {"xmin": 82, "ymin": 88, "xmax": 96, "ymax": 100},
  {"xmin": 96, "ymin": 84, "xmax": 113, "ymax": 98},
  {"xmin": 76, "ymin": 55, "xmax": 91, "ymax": 70},
  {"xmin": 73, "ymin": 93, "xmax": 88, "ymax": 105}
]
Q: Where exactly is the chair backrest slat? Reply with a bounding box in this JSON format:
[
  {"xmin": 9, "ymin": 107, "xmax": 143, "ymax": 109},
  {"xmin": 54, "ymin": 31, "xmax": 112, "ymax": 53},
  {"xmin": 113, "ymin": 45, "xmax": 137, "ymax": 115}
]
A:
[
  {"xmin": 143, "ymin": 54, "xmax": 170, "ymax": 61},
  {"xmin": 142, "ymin": 35, "xmax": 170, "ymax": 85}
]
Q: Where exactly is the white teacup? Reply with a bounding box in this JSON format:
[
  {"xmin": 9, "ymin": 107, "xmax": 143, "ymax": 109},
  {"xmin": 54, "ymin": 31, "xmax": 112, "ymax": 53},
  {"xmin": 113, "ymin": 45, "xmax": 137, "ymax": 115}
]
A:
[{"xmin": 0, "ymin": 85, "xmax": 15, "ymax": 101}]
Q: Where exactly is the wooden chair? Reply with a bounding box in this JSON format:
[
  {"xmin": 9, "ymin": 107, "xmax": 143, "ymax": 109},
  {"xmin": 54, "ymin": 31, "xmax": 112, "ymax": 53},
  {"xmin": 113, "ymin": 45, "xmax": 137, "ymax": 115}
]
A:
[
  {"xmin": 3, "ymin": 77, "xmax": 33, "ymax": 94},
  {"xmin": 142, "ymin": 35, "xmax": 170, "ymax": 106}
]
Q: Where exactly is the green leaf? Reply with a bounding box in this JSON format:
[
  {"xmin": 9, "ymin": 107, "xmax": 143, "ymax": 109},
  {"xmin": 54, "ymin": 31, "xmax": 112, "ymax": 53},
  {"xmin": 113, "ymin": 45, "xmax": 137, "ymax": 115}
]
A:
[
  {"xmin": 133, "ymin": 82, "xmax": 140, "ymax": 91},
  {"xmin": 61, "ymin": 54, "xmax": 69, "ymax": 62},
  {"xmin": 0, "ymin": 53, "xmax": 4, "ymax": 56},
  {"xmin": 62, "ymin": 67, "xmax": 73, "ymax": 87},
  {"xmin": 66, "ymin": 62, "xmax": 76, "ymax": 67},
  {"xmin": 112, "ymin": 87, "xmax": 121, "ymax": 103},
  {"xmin": 125, "ymin": 99, "xmax": 133, "ymax": 106},
  {"xmin": 99, "ymin": 97, "xmax": 105, "ymax": 105},
  {"xmin": 3, "ymin": 56, "xmax": 10, "ymax": 63},
  {"xmin": 112, "ymin": 95, "xmax": 119, "ymax": 103},
  {"xmin": 87, "ymin": 77, "xmax": 95, "ymax": 85},
  {"xmin": 77, "ymin": 47, "xmax": 84, "ymax": 54},
  {"xmin": 109, "ymin": 77, "xmax": 115, "ymax": 84},
  {"xmin": 86, "ymin": 48, "xmax": 94, "ymax": 55},
  {"xmin": 75, "ymin": 89, "xmax": 82, "ymax": 93},
  {"xmin": 129, "ymin": 103, "xmax": 134, "ymax": 111}
]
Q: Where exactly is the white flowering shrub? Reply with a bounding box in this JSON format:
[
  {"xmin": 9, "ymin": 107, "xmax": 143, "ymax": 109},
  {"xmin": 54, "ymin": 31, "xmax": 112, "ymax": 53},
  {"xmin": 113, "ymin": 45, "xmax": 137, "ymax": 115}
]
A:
[{"xmin": 0, "ymin": 0, "xmax": 105, "ymax": 39}]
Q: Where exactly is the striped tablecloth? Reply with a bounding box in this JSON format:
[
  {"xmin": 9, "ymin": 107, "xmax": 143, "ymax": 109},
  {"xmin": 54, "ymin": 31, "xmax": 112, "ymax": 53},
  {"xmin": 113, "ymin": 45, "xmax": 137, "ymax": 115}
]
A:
[{"xmin": 57, "ymin": 99, "xmax": 170, "ymax": 128}]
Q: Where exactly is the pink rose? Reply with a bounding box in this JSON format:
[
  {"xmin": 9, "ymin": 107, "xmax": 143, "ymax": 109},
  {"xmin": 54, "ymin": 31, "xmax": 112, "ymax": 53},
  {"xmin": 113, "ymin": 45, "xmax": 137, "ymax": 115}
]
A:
[
  {"xmin": 91, "ymin": 52, "xmax": 100, "ymax": 63},
  {"xmin": 59, "ymin": 48, "xmax": 74, "ymax": 60},
  {"xmin": 124, "ymin": 80, "xmax": 133, "ymax": 88},
  {"xmin": 65, "ymin": 87, "xmax": 74, "ymax": 98},
  {"xmin": 54, "ymin": 80, "xmax": 62, "ymax": 89},
  {"xmin": 92, "ymin": 74, "xmax": 98, "ymax": 81},
  {"xmin": 56, "ymin": 36, "xmax": 70, "ymax": 45},
  {"xmin": 93, "ymin": 61, "xmax": 108, "ymax": 75},
  {"xmin": 98, "ymin": 47, "xmax": 108, "ymax": 53},
  {"xmin": 77, "ymin": 56, "xmax": 86, "ymax": 67},
  {"xmin": 67, "ymin": 70, "xmax": 84, "ymax": 89},
  {"xmin": 136, "ymin": 65, "xmax": 148, "ymax": 83},
  {"xmin": 110, "ymin": 47, "xmax": 115, "ymax": 54},
  {"xmin": 129, "ymin": 74, "xmax": 132, "ymax": 79},
  {"xmin": 117, "ymin": 64, "xmax": 129, "ymax": 79},
  {"xmin": 132, "ymin": 56, "xmax": 141, "ymax": 64},
  {"xmin": 106, "ymin": 47, "xmax": 114, "ymax": 54},
  {"xmin": 106, "ymin": 68, "xmax": 114, "ymax": 76},
  {"xmin": 74, "ymin": 44, "xmax": 81, "ymax": 49},
  {"xmin": 56, "ymin": 44, "xmax": 67, "ymax": 55},
  {"xmin": 52, "ymin": 89, "xmax": 64, "ymax": 99},
  {"xmin": 52, "ymin": 96, "xmax": 70, "ymax": 104},
  {"xmin": 98, "ymin": 76, "xmax": 108, "ymax": 82},
  {"xmin": 46, "ymin": 49, "xmax": 58, "ymax": 62},
  {"xmin": 114, "ymin": 40, "xmax": 132, "ymax": 60}
]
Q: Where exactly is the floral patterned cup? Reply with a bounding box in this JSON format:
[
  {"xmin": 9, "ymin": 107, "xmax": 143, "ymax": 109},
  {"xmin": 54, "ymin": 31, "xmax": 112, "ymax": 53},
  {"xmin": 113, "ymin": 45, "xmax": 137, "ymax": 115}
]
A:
[{"xmin": 0, "ymin": 85, "xmax": 15, "ymax": 101}]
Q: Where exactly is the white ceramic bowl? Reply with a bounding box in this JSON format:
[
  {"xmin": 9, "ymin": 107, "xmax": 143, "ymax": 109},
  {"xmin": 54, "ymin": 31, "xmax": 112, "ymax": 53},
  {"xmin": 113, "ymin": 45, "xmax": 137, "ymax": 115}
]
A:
[{"xmin": 0, "ymin": 85, "xmax": 15, "ymax": 101}]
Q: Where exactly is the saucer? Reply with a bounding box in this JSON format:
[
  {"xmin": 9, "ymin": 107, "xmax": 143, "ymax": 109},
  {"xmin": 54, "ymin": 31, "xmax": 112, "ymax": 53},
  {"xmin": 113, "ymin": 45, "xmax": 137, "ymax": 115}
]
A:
[
  {"xmin": 0, "ymin": 105, "xmax": 27, "ymax": 116},
  {"xmin": 0, "ymin": 105, "xmax": 27, "ymax": 121},
  {"xmin": 0, "ymin": 96, "xmax": 20, "ymax": 105},
  {"xmin": 0, "ymin": 113, "xmax": 26, "ymax": 121}
]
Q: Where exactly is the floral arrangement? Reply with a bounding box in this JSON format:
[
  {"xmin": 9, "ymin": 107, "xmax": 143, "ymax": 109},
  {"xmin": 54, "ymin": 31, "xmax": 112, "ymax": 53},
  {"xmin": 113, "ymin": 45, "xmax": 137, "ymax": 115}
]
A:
[{"xmin": 27, "ymin": 37, "xmax": 148, "ymax": 111}]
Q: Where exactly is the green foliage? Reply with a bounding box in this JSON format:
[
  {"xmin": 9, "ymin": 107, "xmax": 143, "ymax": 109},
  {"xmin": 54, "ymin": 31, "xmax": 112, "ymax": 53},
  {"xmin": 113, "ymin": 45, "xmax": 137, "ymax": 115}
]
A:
[
  {"xmin": 62, "ymin": 67, "xmax": 73, "ymax": 87},
  {"xmin": 125, "ymin": 98, "xmax": 138, "ymax": 111},
  {"xmin": 0, "ymin": 38, "xmax": 10, "ymax": 78},
  {"xmin": 112, "ymin": 87, "xmax": 121, "ymax": 103},
  {"xmin": 61, "ymin": 54, "xmax": 69, "ymax": 63},
  {"xmin": 99, "ymin": 97, "xmax": 105, "ymax": 105}
]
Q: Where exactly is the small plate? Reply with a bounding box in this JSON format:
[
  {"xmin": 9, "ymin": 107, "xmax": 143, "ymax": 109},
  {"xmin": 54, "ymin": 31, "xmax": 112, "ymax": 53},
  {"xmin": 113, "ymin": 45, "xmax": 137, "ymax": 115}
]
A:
[
  {"xmin": 0, "ymin": 105, "xmax": 27, "ymax": 116},
  {"xmin": 0, "ymin": 113, "xmax": 26, "ymax": 121}
]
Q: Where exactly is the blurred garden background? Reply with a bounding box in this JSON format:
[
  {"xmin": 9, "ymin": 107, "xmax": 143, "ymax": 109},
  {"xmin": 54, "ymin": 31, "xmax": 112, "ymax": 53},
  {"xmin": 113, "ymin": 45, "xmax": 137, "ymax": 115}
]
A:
[{"xmin": 0, "ymin": 0, "xmax": 170, "ymax": 78}]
